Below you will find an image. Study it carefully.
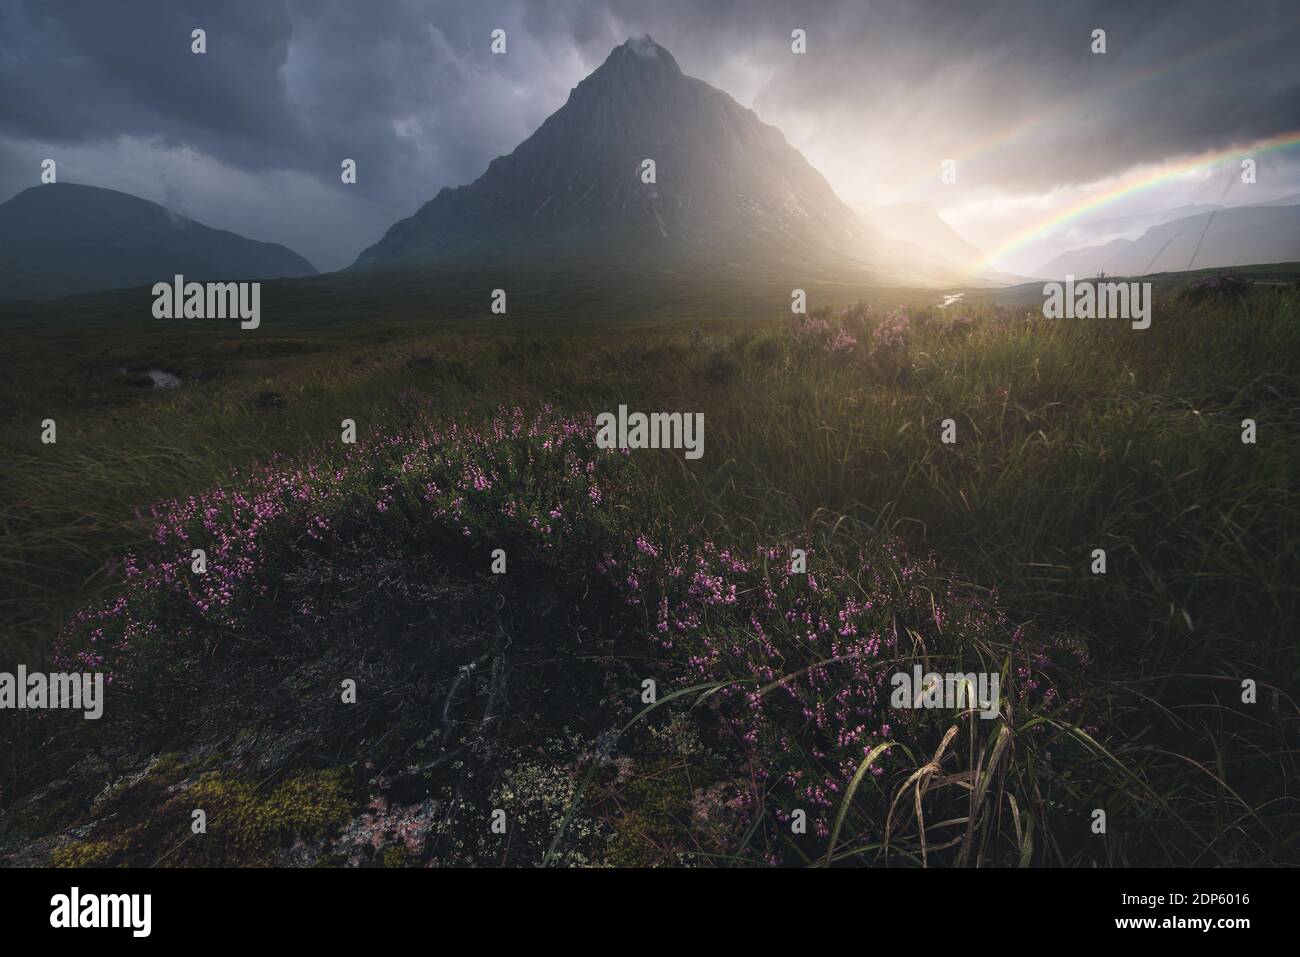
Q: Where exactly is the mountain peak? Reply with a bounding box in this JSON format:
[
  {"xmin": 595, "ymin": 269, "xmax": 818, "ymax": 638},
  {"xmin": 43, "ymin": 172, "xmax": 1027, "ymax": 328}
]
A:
[
  {"xmin": 594, "ymin": 34, "xmax": 683, "ymax": 79},
  {"xmin": 621, "ymin": 34, "xmax": 667, "ymax": 58},
  {"xmin": 351, "ymin": 36, "xmax": 934, "ymax": 285}
]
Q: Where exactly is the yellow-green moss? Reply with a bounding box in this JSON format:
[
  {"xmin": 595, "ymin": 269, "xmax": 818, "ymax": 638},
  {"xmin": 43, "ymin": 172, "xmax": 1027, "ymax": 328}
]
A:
[
  {"xmin": 150, "ymin": 752, "xmax": 185, "ymax": 775},
  {"xmin": 51, "ymin": 839, "xmax": 120, "ymax": 868},
  {"xmin": 603, "ymin": 756, "xmax": 696, "ymax": 867},
  {"xmin": 382, "ymin": 845, "xmax": 408, "ymax": 868},
  {"xmin": 183, "ymin": 768, "xmax": 353, "ymax": 860},
  {"xmin": 601, "ymin": 716, "xmax": 729, "ymax": 867},
  {"xmin": 51, "ymin": 766, "xmax": 355, "ymax": 867}
]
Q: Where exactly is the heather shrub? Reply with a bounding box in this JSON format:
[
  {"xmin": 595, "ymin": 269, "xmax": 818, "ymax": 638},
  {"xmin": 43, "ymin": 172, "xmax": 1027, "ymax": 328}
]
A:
[
  {"xmin": 786, "ymin": 301, "xmax": 920, "ymax": 381},
  {"xmin": 31, "ymin": 404, "xmax": 1096, "ymax": 865},
  {"xmin": 54, "ymin": 406, "xmax": 633, "ymax": 695},
  {"xmin": 1183, "ymin": 271, "xmax": 1250, "ymax": 303},
  {"xmin": 602, "ymin": 536, "xmax": 1091, "ymax": 862}
]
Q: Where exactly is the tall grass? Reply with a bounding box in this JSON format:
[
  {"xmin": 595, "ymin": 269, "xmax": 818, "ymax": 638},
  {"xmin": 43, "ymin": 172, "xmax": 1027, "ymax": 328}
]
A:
[{"xmin": 2, "ymin": 285, "xmax": 1297, "ymax": 864}]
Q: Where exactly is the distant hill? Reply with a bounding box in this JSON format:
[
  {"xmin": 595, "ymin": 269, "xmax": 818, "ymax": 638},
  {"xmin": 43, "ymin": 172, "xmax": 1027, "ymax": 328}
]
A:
[
  {"xmin": 1034, "ymin": 203, "xmax": 1300, "ymax": 279},
  {"xmin": 352, "ymin": 35, "xmax": 961, "ymax": 290},
  {"xmin": 1068, "ymin": 203, "xmax": 1224, "ymax": 235},
  {"xmin": 1255, "ymin": 192, "xmax": 1300, "ymax": 207},
  {"xmin": 0, "ymin": 183, "xmax": 317, "ymax": 302},
  {"xmin": 863, "ymin": 201, "xmax": 1022, "ymax": 285},
  {"xmin": 866, "ymin": 202, "xmax": 985, "ymax": 269}
]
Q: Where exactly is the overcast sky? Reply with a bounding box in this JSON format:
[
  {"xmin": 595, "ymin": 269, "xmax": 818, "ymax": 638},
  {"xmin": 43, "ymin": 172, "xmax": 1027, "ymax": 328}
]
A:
[{"xmin": 1, "ymin": 0, "xmax": 1297, "ymax": 274}]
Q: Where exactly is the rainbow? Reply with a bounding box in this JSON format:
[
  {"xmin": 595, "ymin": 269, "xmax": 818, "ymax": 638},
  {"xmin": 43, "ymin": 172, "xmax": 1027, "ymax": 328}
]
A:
[{"xmin": 975, "ymin": 129, "xmax": 1300, "ymax": 271}]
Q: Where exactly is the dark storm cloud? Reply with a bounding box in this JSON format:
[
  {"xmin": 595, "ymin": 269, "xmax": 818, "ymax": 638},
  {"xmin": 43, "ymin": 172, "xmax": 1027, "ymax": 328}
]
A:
[
  {"xmin": 0, "ymin": 0, "xmax": 1295, "ymax": 269},
  {"xmin": 0, "ymin": 0, "xmax": 301, "ymax": 165},
  {"xmin": 0, "ymin": 0, "xmax": 578, "ymax": 205}
]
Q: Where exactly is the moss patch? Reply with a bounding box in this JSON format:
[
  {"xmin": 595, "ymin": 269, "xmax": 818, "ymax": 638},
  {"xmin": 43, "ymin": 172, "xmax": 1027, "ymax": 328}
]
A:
[{"xmin": 52, "ymin": 767, "xmax": 354, "ymax": 867}]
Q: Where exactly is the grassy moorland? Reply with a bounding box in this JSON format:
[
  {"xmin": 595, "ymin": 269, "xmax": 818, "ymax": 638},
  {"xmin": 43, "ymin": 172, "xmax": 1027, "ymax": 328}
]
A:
[{"xmin": 0, "ymin": 272, "xmax": 1297, "ymax": 867}]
